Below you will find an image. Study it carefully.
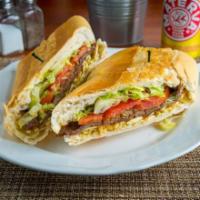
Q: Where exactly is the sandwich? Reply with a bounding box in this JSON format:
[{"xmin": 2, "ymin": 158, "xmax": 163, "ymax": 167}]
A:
[
  {"xmin": 51, "ymin": 46, "xmax": 198, "ymax": 146},
  {"xmin": 4, "ymin": 15, "xmax": 107, "ymax": 144}
]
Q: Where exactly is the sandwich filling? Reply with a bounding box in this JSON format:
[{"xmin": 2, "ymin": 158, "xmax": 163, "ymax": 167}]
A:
[
  {"xmin": 17, "ymin": 40, "xmax": 105, "ymax": 132},
  {"xmin": 58, "ymin": 84, "xmax": 184, "ymax": 136}
]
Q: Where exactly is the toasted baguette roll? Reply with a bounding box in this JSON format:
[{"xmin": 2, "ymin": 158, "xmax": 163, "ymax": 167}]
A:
[
  {"xmin": 51, "ymin": 46, "xmax": 198, "ymax": 146},
  {"xmin": 4, "ymin": 15, "xmax": 107, "ymax": 144}
]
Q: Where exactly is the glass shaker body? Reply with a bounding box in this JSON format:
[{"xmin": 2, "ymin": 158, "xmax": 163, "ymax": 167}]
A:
[
  {"xmin": 0, "ymin": 0, "xmax": 24, "ymax": 56},
  {"xmin": 16, "ymin": 0, "xmax": 44, "ymax": 50}
]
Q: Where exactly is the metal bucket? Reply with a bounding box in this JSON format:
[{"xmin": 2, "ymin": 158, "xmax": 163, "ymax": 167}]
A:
[{"xmin": 87, "ymin": 0, "xmax": 148, "ymax": 46}]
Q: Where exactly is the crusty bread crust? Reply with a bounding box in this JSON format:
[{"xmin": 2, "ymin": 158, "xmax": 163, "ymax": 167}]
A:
[
  {"xmin": 67, "ymin": 47, "xmax": 198, "ymax": 98},
  {"xmin": 8, "ymin": 15, "xmax": 94, "ymax": 108},
  {"xmin": 4, "ymin": 16, "xmax": 101, "ymax": 145},
  {"xmin": 4, "ymin": 104, "xmax": 50, "ymax": 144},
  {"xmin": 172, "ymin": 50, "xmax": 198, "ymax": 100},
  {"xmin": 51, "ymin": 46, "xmax": 199, "ymax": 145}
]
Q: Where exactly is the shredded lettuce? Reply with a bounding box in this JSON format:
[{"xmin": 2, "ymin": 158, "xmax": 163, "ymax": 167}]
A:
[
  {"xmin": 69, "ymin": 41, "xmax": 103, "ymax": 92},
  {"xmin": 17, "ymin": 113, "xmax": 35, "ymax": 129},
  {"xmin": 38, "ymin": 64, "xmax": 65, "ymax": 99},
  {"xmin": 45, "ymin": 71, "xmax": 56, "ymax": 84},
  {"xmin": 29, "ymin": 87, "xmax": 40, "ymax": 108},
  {"xmin": 93, "ymin": 39, "xmax": 105, "ymax": 60},
  {"xmin": 94, "ymin": 92, "xmax": 125, "ymax": 114},
  {"xmin": 18, "ymin": 42, "xmax": 98, "ymax": 130},
  {"xmin": 39, "ymin": 82, "xmax": 50, "ymax": 95},
  {"xmin": 155, "ymin": 118, "xmax": 176, "ymax": 131},
  {"xmin": 94, "ymin": 86, "xmax": 164, "ymax": 114},
  {"xmin": 29, "ymin": 57, "xmax": 70, "ymax": 110},
  {"xmin": 73, "ymin": 85, "xmax": 166, "ymax": 120},
  {"xmin": 148, "ymin": 85, "xmax": 164, "ymax": 97},
  {"xmin": 29, "ymin": 103, "xmax": 54, "ymax": 117},
  {"xmin": 75, "ymin": 106, "xmax": 93, "ymax": 121},
  {"xmin": 42, "ymin": 103, "xmax": 55, "ymax": 111},
  {"xmin": 98, "ymin": 92, "xmax": 119, "ymax": 100},
  {"xmin": 29, "ymin": 103, "xmax": 42, "ymax": 117},
  {"xmin": 44, "ymin": 58, "xmax": 70, "ymax": 82},
  {"xmin": 18, "ymin": 103, "xmax": 55, "ymax": 128},
  {"xmin": 38, "ymin": 104, "xmax": 55, "ymax": 119},
  {"xmin": 93, "ymin": 85, "xmax": 165, "ymax": 114},
  {"xmin": 119, "ymin": 86, "xmax": 145, "ymax": 99},
  {"xmin": 70, "ymin": 56, "xmax": 91, "ymax": 91}
]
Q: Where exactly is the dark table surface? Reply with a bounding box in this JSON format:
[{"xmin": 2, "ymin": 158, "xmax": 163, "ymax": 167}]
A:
[{"xmin": 1, "ymin": 0, "xmax": 200, "ymax": 199}]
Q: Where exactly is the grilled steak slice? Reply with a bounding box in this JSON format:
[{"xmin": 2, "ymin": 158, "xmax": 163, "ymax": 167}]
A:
[
  {"xmin": 58, "ymin": 103, "xmax": 165, "ymax": 136},
  {"xmin": 58, "ymin": 121, "xmax": 102, "ymax": 136},
  {"xmin": 53, "ymin": 43, "xmax": 96, "ymax": 104},
  {"xmin": 22, "ymin": 117, "xmax": 40, "ymax": 130},
  {"xmin": 103, "ymin": 103, "xmax": 165, "ymax": 126},
  {"xmin": 22, "ymin": 43, "xmax": 96, "ymax": 131},
  {"xmin": 59, "ymin": 85, "xmax": 185, "ymax": 136},
  {"xmin": 22, "ymin": 111, "xmax": 51, "ymax": 131}
]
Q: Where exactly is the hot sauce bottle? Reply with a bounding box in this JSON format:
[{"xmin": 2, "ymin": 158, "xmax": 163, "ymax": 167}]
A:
[{"xmin": 161, "ymin": 0, "xmax": 200, "ymax": 62}]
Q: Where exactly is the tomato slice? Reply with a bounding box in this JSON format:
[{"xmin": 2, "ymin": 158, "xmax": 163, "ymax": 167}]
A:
[
  {"xmin": 71, "ymin": 45, "xmax": 89, "ymax": 64},
  {"xmin": 134, "ymin": 96, "xmax": 164, "ymax": 110},
  {"xmin": 40, "ymin": 45, "xmax": 90, "ymax": 106},
  {"xmin": 48, "ymin": 64, "xmax": 73, "ymax": 91},
  {"xmin": 40, "ymin": 91, "xmax": 54, "ymax": 104},
  {"xmin": 103, "ymin": 88, "xmax": 169, "ymax": 120},
  {"xmin": 78, "ymin": 88, "xmax": 170, "ymax": 125},
  {"xmin": 79, "ymin": 113, "xmax": 103, "ymax": 126},
  {"xmin": 55, "ymin": 65, "xmax": 72, "ymax": 85},
  {"xmin": 48, "ymin": 83, "xmax": 57, "ymax": 92},
  {"xmin": 103, "ymin": 99, "xmax": 140, "ymax": 120},
  {"xmin": 78, "ymin": 45, "xmax": 89, "ymax": 57},
  {"xmin": 48, "ymin": 45, "xmax": 89, "ymax": 91}
]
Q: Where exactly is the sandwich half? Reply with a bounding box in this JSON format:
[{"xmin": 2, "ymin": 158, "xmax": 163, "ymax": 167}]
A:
[
  {"xmin": 51, "ymin": 46, "xmax": 198, "ymax": 146},
  {"xmin": 4, "ymin": 15, "xmax": 106, "ymax": 144}
]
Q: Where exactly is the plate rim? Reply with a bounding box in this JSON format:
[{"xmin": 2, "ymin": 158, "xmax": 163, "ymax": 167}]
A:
[
  {"xmin": 0, "ymin": 52, "xmax": 200, "ymax": 175},
  {"xmin": 1, "ymin": 138, "xmax": 200, "ymax": 175}
]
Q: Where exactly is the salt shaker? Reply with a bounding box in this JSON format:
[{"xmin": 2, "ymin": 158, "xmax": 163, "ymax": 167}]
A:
[
  {"xmin": 0, "ymin": 0, "xmax": 24, "ymax": 56},
  {"xmin": 16, "ymin": 0, "xmax": 44, "ymax": 50}
]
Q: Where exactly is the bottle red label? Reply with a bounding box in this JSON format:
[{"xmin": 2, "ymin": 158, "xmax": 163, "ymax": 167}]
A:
[{"xmin": 163, "ymin": 0, "xmax": 200, "ymax": 41}]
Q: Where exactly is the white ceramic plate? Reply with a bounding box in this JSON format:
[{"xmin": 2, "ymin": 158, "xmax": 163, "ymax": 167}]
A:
[{"xmin": 0, "ymin": 48, "xmax": 200, "ymax": 175}]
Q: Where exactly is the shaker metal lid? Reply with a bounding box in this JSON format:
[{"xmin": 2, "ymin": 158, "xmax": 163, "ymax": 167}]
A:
[
  {"xmin": 0, "ymin": 0, "xmax": 14, "ymax": 9},
  {"xmin": 17, "ymin": 0, "xmax": 36, "ymax": 4}
]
